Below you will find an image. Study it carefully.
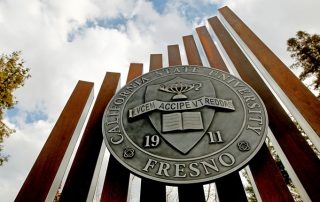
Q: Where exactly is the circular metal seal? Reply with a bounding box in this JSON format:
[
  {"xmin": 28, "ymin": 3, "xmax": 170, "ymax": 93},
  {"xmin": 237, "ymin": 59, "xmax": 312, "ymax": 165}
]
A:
[{"xmin": 102, "ymin": 65, "xmax": 268, "ymax": 184}]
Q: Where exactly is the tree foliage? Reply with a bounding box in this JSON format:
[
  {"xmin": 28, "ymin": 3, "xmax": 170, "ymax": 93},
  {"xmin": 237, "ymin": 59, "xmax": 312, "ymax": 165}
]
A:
[
  {"xmin": 287, "ymin": 31, "xmax": 320, "ymax": 97},
  {"xmin": 0, "ymin": 51, "xmax": 30, "ymax": 165}
]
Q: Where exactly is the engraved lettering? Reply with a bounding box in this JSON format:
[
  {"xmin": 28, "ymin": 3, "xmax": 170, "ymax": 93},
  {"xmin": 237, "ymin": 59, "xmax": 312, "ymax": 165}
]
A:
[
  {"xmin": 110, "ymin": 133, "xmax": 123, "ymax": 144},
  {"xmin": 107, "ymin": 117, "xmax": 119, "ymax": 125},
  {"xmin": 108, "ymin": 111, "xmax": 119, "ymax": 116},
  {"xmin": 192, "ymin": 100, "xmax": 199, "ymax": 107},
  {"xmin": 141, "ymin": 77, "xmax": 149, "ymax": 83},
  {"xmin": 181, "ymin": 66, "xmax": 189, "ymax": 72},
  {"xmin": 209, "ymin": 69, "xmax": 218, "ymax": 76},
  {"xmin": 185, "ymin": 101, "xmax": 191, "ymax": 109},
  {"xmin": 144, "ymin": 135, "xmax": 160, "ymax": 147},
  {"xmin": 200, "ymin": 159, "xmax": 219, "ymax": 174},
  {"xmin": 179, "ymin": 102, "xmax": 185, "ymax": 109},
  {"xmin": 114, "ymin": 97, "xmax": 125, "ymax": 105},
  {"xmin": 207, "ymin": 131, "xmax": 224, "ymax": 144},
  {"xmin": 155, "ymin": 71, "xmax": 163, "ymax": 76},
  {"xmin": 189, "ymin": 163, "xmax": 200, "ymax": 177},
  {"xmin": 219, "ymin": 153, "xmax": 235, "ymax": 167},
  {"xmin": 119, "ymin": 91, "xmax": 130, "ymax": 98},
  {"xmin": 233, "ymin": 81, "xmax": 244, "ymax": 88},
  {"xmin": 110, "ymin": 106, "xmax": 120, "ymax": 111},
  {"xmin": 125, "ymin": 84, "xmax": 135, "ymax": 92},
  {"xmin": 173, "ymin": 68, "xmax": 181, "ymax": 73},
  {"xmin": 249, "ymin": 116, "xmax": 263, "ymax": 125},
  {"xmin": 205, "ymin": 97, "xmax": 209, "ymax": 105},
  {"xmin": 108, "ymin": 125, "xmax": 120, "ymax": 133},
  {"xmin": 238, "ymin": 88, "xmax": 250, "ymax": 94},
  {"xmin": 142, "ymin": 159, "xmax": 158, "ymax": 172},
  {"xmin": 198, "ymin": 98, "xmax": 204, "ymax": 105},
  {"xmin": 243, "ymin": 94, "xmax": 255, "ymax": 102},
  {"xmin": 192, "ymin": 67, "xmax": 199, "ymax": 72},
  {"xmin": 217, "ymin": 73, "xmax": 230, "ymax": 81},
  {"xmin": 248, "ymin": 109, "xmax": 262, "ymax": 114},
  {"xmin": 174, "ymin": 164, "xmax": 187, "ymax": 178},
  {"xmin": 163, "ymin": 68, "xmax": 170, "ymax": 74},
  {"xmin": 134, "ymin": 80, "xmax": 141, "ymax": 86},
  {"xmin": 103, "ymin": 66, "xmax": 268, "ymax": 184},
  {"xmin": 226, "ymin": 77, "xmax": 235, "ymax": 83},
  {"xmin": 156, "ymin": 162, "xmax": 170, "ymax": 177},
  {"xmin": 247, "ymin": 102, "xmax": 260, "ymax": 109},
  {"xmin": 247, "ymin": 125, "xmax": 262, "ymax": 135}
]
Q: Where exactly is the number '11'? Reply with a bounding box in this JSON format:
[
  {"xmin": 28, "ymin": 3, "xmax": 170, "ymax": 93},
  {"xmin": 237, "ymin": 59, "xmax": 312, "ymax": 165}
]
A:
[{"xmin": 207, "ymin": 131, "xmax": 224, "ymax": 144}]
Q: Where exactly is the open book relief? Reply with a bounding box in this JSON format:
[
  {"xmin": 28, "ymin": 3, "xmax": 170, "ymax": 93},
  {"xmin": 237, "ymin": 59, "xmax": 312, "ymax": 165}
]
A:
[{"xmin": 162, "ymin": 112, "xmax": 204, "ymax": 132}]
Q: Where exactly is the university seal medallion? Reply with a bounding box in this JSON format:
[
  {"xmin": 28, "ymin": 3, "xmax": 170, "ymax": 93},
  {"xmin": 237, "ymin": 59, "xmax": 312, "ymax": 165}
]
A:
[{"xmin": 102, "ymin": 65, "xmax": 268, "ymax": 184}]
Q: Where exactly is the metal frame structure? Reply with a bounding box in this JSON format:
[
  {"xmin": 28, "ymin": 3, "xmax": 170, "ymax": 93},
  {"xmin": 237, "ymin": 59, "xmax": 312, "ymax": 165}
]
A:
[{"xmin": 15, "ymin": 6, "xmax": 319, "ymax": 202}]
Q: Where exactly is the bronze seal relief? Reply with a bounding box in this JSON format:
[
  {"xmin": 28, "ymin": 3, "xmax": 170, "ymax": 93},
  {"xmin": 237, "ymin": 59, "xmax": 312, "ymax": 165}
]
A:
[{"xmin": 102, "ymin": 65, "xmax": 268, "ymax": 184}]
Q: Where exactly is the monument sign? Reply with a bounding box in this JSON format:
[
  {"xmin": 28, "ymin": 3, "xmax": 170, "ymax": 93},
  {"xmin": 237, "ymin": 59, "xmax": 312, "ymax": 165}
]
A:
[{"xmin": 102, "ymin": 65, "xmax": 268, "ymax": 184}]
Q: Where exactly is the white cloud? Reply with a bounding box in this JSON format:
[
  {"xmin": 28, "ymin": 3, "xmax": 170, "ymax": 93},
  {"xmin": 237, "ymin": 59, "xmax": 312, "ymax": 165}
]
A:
[
  {"xmin": 0, "ymin": 0, "xmax": 319, "ymax": 201},
  {"xmin": 223, "ymin": 0, "xmax": 320, "ymax": 66},
  {"xmin": 0, "ymin": 119, "xmax": 53, "ymax": 201}
]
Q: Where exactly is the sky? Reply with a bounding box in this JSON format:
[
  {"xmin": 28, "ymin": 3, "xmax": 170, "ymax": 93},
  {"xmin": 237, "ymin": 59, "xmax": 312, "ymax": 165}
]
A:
[{"xmin": 0, "ymin": 0, "xmax": 319, "ymax": 201}]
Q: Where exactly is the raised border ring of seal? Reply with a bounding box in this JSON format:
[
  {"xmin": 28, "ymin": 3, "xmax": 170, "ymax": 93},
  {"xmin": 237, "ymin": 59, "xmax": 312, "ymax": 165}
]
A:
[{"xmin": 102, "ymin": 65, "xmax": 268, "ymax": 184}]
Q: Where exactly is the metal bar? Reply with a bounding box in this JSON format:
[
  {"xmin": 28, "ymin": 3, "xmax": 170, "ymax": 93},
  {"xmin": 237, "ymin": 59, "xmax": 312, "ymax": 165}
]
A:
[
  {"xmin": 127, "ymin": 63, "xmax": 144, "ymax": 83},
  {"xmin": 218, "ymin": 6, "xmax": 320, "ymax": 143},
  {"xmin": 100, "ymin": 156, "xmax": 131, "ymax": 202},
  {"xmin": 168, "ymin": 45, "xmax": 182, "ymax": 66},
  {"xmin": 59, "ymin": 73, "xmax": 120, "ymax": 202},
  {"xmin": 140, "ymin": 179, "xmax": 166, "ymax": 202},
  {"xmin": 150, "ymin": 54, "xmax": 163, "ymax": 71},
  {"xmin": 178, "ymin": 185, "xmax": 205, "ymax": 202},
  {"xmin": 195, "ymin": 26, "xmax": 248, "ymax": 202},
  {"xmin": 86, "ymin": 143, "xmax": 106, "ymax": 202},
  {"xmin": 139, "ymin": 56, "xmax": 166, "ymax": 202},
  {"xmin": 101, "ymin": 63, "xmax": 143, "ymax": 202},
  {"xmin": 173, "ymin": 42, "xmax": 206, "ymax": 202},
  {"xmin": 15, "ymin": 81, "xmax": 94, "ymax": 202},
  {"xmin": 196, "ymin": 26, "xmax": 228, "ymax": 71},
  {"xmin": 209, "ymin": 16, "xmax": 320, "ymax": 201},
  {"xmin": 183, "ymin": 35, "xmax": 203, "ymax": 66},
  {"xmin": 215, "ymin": 173, "xmax": 248, "ymax": 202},
  {"xmin": 250, "ymin": 145, "xmax": 295, "ymax": 202}
]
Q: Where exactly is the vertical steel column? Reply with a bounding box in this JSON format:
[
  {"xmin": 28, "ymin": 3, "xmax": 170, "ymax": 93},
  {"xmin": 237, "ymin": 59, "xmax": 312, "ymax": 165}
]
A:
[
  {"xmin": 101, "ymin": 64, "xmax": 143, "ymax": 202},
  {"xmin": 16, "ymin": 81, "xmax": 94, "ymax": 202},
  {"xmin": 59, "ymin": 73, "xmax": 120, "ymax": 202}
]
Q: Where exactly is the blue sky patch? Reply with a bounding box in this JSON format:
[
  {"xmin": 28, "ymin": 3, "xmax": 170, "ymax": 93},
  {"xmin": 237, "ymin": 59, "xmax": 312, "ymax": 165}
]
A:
[
  {"xmin": 5, "ymin": 107, "xmax": 48, "ymax": 124},
  {"xmin": 5, "ymin": 107, "xmax": 19, "ymax": 119},
  {"xmin": 150, "ymin": 0, "xmax": 168, "ymax": 14},
  {"xmin": 177, "ymin": 3, "xmax": 219, "ymax": 24},
  {"xmin": 67, "ymin": 15, "xmax": 128, "ymax": 42},
  {"xmin": 25, "ymin": 110, "xmax": 48, "ymax": 124}
]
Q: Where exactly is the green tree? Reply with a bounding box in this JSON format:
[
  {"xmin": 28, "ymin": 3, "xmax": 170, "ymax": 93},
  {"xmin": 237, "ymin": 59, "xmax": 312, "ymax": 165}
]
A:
[
  {"xmin": 0, "ymin": 51, "xmax": 30, "ymax": 165},
  {"xmin": 287, "ymin": 31, "xmax": 320, "ymax": 97}
]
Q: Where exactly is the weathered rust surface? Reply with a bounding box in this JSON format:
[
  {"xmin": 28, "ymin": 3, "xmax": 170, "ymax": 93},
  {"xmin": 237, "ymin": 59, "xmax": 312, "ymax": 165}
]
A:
[
  {"xmin": 101, "ymin": 64, "xmax": 143, "ymax": 202},
  {"xmin": 183, "ymin": 35, "xmax": 203, "ymax": 66},
  {"xmin": 149, "ymin": 54, "xmax": 163, "ymax": 71},
  {"xmin": 219, "ymin": 6, "xmax": 320, "ymax": 137},
  {"xmin": 140, "ymin": 56, "xmax": 166, "ymax": 202},
  {"xmin": 250, "ymin": 145, "xmax": 295, "ymax": 202},
  {"xmin": 101, "ymin": 156, "xmax": 130, "ymax": 202},
  {"xmin": 195, "ymin": 29, "xmax": 248, "ymax": 202},
  {"xmin": 196, "ymin": 26, "xmax": 228, "ymax": 71},
  {"xmin": 168, "ymin": 45, "xmax": 182, "ymax": 66},
  {"xmin": 15, "ymin": 81, "xmax": 94, "ymax": 202},
  {"xmin": 210, "ymin": 16, "xmax": 320, "ymax": 201},
  {"xmin": 59, "ymin": 73, "xmax": 120, "ymax": 202},
  {"xmin": 127, "ymin": 63, "xmax": 144, "ymax": 84}
]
